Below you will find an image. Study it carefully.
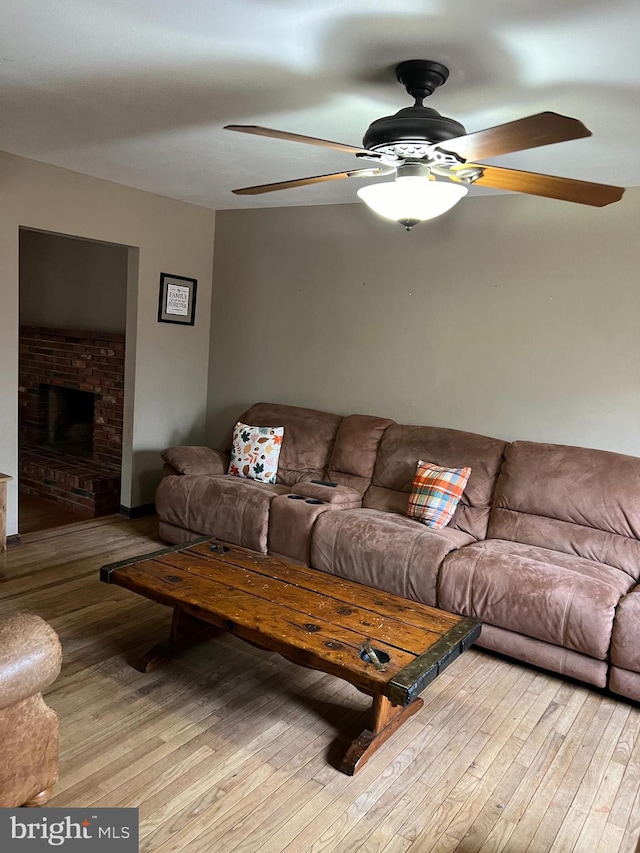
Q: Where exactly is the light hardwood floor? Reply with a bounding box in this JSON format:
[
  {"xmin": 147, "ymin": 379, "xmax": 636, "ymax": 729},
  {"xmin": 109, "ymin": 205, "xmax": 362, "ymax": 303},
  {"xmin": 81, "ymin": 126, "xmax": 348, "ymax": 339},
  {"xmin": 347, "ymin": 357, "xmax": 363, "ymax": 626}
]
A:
[{"xmin": 2, "ymin": 515, "xmax": 640, "ymax": 853}]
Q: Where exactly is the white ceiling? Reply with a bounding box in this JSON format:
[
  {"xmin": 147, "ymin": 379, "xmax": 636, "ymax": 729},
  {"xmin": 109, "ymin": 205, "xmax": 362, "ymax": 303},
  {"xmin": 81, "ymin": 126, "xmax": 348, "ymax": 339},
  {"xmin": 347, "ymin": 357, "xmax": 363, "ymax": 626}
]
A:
[{"xmin": 2, "ymin": 0, "xmax": 640, "ymax": 211}]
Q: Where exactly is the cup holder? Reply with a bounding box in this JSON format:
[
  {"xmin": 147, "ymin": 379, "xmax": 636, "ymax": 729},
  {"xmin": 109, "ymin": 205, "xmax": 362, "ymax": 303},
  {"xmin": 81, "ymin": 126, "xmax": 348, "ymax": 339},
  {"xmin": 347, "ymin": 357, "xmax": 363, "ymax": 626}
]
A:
[
  {"xmin": 286, "ymin": 494, "xmax": 324, "ymax": 505},
  {"xmin": 359, "ymin": 647, "xmax": 390, "ymax": 665}
]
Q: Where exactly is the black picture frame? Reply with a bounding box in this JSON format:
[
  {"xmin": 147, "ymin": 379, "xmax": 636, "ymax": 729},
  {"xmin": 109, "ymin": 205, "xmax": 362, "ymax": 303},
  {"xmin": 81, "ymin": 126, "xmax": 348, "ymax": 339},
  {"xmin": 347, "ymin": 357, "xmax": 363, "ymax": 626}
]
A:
[{"xmin": 157, "ymin": 273, "xmax": 197, "ymax": 325}]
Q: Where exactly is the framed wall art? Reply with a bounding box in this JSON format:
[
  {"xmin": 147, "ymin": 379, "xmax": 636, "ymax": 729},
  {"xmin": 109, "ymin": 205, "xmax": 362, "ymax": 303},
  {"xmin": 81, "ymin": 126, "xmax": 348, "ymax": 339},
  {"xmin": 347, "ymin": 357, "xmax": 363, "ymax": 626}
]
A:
[{"xmin": 158, "ymin": 273, "xmax": 197, "ymax": 325}]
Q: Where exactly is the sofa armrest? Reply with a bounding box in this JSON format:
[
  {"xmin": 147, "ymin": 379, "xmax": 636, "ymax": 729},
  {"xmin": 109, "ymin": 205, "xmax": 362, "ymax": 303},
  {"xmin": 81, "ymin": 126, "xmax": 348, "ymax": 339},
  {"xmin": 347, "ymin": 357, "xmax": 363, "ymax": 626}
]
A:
[
  {"xmin": 161, "ymin": 446, "xmax": 230, "ymax": 477},
  {"xmin": 290, "ymin": 482, "xmax": 362, "ymax": 508},
  {"xmin": 0, "ymin": 614, "xmax": 62, "ymax": 710}
]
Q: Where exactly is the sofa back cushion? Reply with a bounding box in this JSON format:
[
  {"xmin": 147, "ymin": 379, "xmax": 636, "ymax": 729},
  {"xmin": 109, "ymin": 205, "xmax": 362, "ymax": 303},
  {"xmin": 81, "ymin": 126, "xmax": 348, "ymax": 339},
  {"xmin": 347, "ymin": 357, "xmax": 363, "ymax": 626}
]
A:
[
  {"xmin": 364, "ymin": 424, "xmax": 507, "ymax": 540},
  {"xmin": 238, "ymin": 402, "xmax": 342, "ymax": 487},
  {"xmin": 488, "ymin": 441, "xmax": 640, "ymax": 580},
  {"xmin": 327, "ymin": 414, "xmax": 394, "ymax": 495}
]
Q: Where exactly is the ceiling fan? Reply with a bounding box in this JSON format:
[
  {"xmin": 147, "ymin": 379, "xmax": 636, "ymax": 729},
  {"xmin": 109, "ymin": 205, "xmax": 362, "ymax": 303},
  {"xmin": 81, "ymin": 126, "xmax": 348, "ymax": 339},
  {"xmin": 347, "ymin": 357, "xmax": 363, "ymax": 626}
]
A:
[{"xmin": 225, "ymin": 60, "xmax": 625, "ymax": 230}]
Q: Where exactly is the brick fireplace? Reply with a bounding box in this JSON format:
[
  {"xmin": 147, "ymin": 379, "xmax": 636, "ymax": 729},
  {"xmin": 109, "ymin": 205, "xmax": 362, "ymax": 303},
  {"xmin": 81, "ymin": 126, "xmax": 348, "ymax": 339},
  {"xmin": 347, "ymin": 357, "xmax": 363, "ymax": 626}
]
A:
[{"xmin": 19, "ymin": 327, "xmax": 125, "ymax": 516}]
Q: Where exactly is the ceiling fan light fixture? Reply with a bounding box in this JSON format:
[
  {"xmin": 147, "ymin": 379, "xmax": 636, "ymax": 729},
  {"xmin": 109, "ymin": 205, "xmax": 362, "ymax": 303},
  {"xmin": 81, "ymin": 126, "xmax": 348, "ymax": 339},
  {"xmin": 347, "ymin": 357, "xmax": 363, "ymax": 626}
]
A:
[
  {"xmin": 226, "ymin": 59, "xmax": 624, "ymax": 211},
  {"xmin": 357, "ymin": 172, "xmax": 468, "ymax": 231}
]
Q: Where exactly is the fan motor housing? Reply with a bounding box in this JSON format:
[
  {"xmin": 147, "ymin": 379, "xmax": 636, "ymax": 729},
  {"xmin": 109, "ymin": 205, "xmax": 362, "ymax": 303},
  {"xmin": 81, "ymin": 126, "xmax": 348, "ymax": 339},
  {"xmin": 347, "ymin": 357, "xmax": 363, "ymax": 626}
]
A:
[
  {"xmin": 363, "ymin": 106, "xmax": 466, "ymax": 152},
  {"xmin": 363, "ymin": 60, "xmax": 466, "ymax": 154}
]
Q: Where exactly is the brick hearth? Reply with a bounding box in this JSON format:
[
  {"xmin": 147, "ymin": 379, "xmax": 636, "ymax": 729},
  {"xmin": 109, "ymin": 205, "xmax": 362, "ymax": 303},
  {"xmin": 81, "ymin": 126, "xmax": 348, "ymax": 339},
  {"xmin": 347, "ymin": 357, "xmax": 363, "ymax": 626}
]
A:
[
  {"xmin": 19, "ymin": 326, "xmax": 125, "ymax": 516},
  {"xmin": 19, "ymin": 445, "xmax": 121, "ymax": 517}
]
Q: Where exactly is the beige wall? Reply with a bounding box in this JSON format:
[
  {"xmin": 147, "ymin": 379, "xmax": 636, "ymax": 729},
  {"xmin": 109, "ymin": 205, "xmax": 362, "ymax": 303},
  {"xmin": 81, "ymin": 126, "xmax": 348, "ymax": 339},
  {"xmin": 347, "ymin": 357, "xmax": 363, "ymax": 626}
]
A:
[
  {"xmin": 0, "ymin": 150, "xmax": 215, "ymax": 536},
  {"xmin": 208, "ymin": 188, "xmax": 640, "ymax": 456},
  {"xmin": 20, "ymin": 229, "xmax": 128, "ymax": 333}
]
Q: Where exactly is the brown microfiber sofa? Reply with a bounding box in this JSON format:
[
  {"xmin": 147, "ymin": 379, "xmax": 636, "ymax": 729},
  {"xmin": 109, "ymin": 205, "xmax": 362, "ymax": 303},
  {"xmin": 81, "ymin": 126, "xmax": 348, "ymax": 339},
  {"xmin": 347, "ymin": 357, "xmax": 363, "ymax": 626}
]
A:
[{"xmin": 155, "ymin": 402, "xmax": 640, "ymax": 704}]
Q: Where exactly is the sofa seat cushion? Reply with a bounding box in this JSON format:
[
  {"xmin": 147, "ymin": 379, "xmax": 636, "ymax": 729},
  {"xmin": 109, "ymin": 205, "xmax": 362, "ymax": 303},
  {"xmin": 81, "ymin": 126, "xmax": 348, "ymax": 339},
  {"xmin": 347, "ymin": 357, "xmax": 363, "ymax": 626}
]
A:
[
  {"xmin": 310, "ymin": 508, "xmax": 475, "ymax": 606},
  {"xmin": 155, "ymin": 474, "xmax": 288, "ymax": 553},
  {"xmin": 439, "ymin": 539, "xmax": 634, "ymax": 660}
]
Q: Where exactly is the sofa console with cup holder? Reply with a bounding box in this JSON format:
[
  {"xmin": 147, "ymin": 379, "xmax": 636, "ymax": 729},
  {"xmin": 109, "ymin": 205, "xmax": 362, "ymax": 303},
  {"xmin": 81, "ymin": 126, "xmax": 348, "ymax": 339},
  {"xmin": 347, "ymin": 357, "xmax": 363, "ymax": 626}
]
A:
[{"xmin": 155, "ymin": 401, "xmax": 640, "ymax": 704}]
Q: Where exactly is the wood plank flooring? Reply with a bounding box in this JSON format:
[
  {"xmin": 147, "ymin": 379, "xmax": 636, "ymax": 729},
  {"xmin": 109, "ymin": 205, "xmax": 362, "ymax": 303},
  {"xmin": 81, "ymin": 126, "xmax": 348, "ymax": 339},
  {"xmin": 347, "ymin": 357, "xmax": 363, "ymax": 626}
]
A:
[
  {"xmin": 18, "ymin": 492, "xmax": 93, "ymax": 534},
  {"xmin": 1, "ymin": 514, "xmax": 639, "ymax": 853}
]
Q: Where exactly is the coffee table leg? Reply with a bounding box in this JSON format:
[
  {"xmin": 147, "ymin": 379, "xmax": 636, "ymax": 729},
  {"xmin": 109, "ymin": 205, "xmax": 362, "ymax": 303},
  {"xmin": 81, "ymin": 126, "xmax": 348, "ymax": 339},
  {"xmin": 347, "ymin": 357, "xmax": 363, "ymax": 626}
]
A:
[
  {"xmin": 133, "ymin": 608, "xmax": 223, "ymax": 673},
  {"xmin": 340, "ymin": 694, "xmax": 424, "ymax": 776}
]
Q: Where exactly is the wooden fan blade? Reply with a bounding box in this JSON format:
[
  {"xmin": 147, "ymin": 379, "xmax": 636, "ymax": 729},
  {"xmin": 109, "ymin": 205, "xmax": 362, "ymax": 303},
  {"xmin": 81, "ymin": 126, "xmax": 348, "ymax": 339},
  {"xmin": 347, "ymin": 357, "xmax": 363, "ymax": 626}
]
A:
[
  {"xmin": 232, "ymin": 168, "xmax": 385, "ymax": 195},
  {"xmin": 461, "ymin": 164, "xmax": 624, "ymax": 207},
  {"xmin": 441, "ymin": 112, "xmax": 591, "ymax": 162},
  {"xmin": 224, "ymin": 124, "xmax": 379, "ymax": 157}
]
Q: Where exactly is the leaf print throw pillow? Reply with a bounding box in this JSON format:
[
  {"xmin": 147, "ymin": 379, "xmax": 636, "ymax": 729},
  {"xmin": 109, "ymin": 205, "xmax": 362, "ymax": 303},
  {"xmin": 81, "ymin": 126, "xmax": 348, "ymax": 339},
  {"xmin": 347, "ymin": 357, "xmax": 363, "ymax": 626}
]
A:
[{"xmin": 228, "ymin": 421, "xmax": 284, "ymax": 484}]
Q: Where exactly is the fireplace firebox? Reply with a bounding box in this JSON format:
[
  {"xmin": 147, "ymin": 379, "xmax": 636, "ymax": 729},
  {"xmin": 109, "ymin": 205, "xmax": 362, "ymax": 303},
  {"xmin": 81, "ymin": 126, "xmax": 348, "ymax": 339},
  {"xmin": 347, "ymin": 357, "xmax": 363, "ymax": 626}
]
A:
[{"xmin": 44, "ymin": 385, "xmax": 95, "ymax": 456}]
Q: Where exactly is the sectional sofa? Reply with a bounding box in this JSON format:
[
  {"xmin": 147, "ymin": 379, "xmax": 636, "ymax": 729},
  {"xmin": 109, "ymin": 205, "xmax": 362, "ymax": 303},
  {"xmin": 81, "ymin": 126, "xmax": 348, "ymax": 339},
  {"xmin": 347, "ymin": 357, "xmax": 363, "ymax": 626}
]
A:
[{"xmin": 155, "ymin": 402, "xmax": 640, "ymax": 704}]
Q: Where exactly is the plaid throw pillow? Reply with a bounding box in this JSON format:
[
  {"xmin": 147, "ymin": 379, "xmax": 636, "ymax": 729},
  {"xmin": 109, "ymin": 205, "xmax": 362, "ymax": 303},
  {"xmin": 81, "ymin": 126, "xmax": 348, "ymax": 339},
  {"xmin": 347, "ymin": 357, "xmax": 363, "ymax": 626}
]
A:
[
  {"xmin": 228, "ymin": 422, "xmax": 284, "ymax": 484},
  {"xmin": 407, "ymin": 460, "xmax": 471, "ymax": 529}
]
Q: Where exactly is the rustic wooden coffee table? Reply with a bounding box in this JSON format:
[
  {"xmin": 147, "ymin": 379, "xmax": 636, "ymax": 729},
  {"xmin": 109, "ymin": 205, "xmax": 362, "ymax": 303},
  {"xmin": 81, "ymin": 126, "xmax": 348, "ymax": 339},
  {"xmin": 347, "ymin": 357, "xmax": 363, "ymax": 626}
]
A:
[{"xmin": 100, "ymin": 538, "xmax": 480, "ymax": 775}]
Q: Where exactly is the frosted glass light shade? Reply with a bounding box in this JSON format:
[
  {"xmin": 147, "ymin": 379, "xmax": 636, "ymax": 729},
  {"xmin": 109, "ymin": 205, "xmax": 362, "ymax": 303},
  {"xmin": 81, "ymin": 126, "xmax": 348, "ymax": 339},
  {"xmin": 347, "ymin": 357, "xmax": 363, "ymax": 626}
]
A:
[{"xmin": 357, "ymin": 177, "xmax": 468, "ymax": 229}]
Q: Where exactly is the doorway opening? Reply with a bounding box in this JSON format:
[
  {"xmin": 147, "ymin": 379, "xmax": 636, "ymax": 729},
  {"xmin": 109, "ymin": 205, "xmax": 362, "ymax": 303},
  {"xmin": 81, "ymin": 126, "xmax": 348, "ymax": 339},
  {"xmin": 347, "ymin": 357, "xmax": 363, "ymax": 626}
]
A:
[{"xmin": 18, "ymin": 229, "xmax": 130, "ymax": 534}]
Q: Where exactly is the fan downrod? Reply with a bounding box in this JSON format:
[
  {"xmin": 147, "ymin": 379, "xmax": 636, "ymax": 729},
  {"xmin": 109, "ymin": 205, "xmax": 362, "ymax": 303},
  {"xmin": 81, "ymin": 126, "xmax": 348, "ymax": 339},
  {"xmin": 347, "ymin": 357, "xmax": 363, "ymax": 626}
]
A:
[{"xmin": 395, "ymin": 60, "xmax": 449, "ymax": 104}]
